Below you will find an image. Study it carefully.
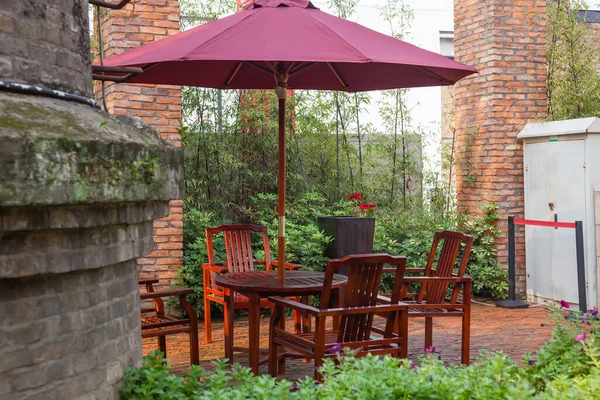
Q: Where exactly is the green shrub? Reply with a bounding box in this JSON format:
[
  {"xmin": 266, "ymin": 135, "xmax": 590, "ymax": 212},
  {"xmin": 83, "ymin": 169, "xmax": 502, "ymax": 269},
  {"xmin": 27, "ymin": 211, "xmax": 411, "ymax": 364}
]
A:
[
  {"xmin": 459, "ymin": 203, "xmax": 508, "ymax": 299},
  {"xmin": 178, "ymin": 196, "xmax": 510, "ymax": 319},
  {"xmin": 525, "ymin": 305, "xmax": 600, "ymax": 392}
]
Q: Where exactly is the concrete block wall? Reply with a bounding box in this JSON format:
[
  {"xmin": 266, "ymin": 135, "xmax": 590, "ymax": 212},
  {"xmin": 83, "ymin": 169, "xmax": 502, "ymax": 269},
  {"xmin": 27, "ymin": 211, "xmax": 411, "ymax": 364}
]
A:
[
  {"xmin": 1, "ymin": 1, "xmax": 182, "ymax": 397},
  {"xmin": 95, "ymin": 0, "xmax": 183, "ymax": 288},
  {"xmin": 0, "ymin": 262, "xmax": 141, "ymax": 399},
  {"xmin": 453, "ymin": 0, "xmax": 548, "ymax": 294}
]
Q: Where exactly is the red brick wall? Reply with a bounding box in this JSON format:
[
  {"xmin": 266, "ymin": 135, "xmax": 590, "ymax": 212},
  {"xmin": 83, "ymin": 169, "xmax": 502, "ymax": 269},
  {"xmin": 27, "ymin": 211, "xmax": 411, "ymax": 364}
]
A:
[
  {"xmin": 94, "ymin": 0, "xmax": 183, "ymax": 287},
  {"xmin": 454, "ymin": 0, "xmax": 547, "ymax": 295}
]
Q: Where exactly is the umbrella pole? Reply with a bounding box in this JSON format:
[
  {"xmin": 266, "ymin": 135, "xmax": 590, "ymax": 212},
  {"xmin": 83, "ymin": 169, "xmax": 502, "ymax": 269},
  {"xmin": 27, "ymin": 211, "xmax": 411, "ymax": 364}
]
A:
[{"xmin": 276, "ymin": 85, "xmax": 287, "ymax": 281}]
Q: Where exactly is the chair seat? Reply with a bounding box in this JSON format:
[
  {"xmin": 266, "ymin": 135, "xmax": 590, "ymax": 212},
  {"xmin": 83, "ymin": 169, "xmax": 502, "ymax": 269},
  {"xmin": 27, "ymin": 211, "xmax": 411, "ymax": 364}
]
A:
[
  {"xmin": 141, "ymin": 315, "xmax": 179, "ymax": 327},
  {"xmin": 137, "ymin": 281, "xmax": 199, "ymax": 365},
  {"xmin": 140, "ymin": 315, "xmax": 193, "ymax": 338},
  {"xmin": 408, "ymin": 307, "xmax": 463, "ymax": 316},
  {"xmin": 274, "ymin": 329, "xmax": 401, "ymax": 358}
]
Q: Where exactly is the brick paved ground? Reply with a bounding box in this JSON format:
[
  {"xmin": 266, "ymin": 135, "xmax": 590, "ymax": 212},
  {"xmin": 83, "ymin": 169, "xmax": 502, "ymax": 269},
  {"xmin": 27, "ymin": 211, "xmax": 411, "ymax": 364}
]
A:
[{"xmin": 142, "ymin": 303, "xmax": 552, "ymax": 380}]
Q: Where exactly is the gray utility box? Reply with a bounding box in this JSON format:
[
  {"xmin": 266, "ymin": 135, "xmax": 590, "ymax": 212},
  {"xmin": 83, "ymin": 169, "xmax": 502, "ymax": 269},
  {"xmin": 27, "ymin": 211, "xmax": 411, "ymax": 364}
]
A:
[{"xmin": 518, "ymin": 117, "xmax": 600, "ymax": 309}]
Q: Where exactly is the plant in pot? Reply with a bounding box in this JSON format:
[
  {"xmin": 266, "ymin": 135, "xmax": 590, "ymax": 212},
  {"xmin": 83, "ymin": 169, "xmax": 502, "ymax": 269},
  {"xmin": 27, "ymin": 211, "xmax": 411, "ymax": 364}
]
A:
[{"xmin": 317, "ymin": 193, "xmax": 376, "ymax": 273}]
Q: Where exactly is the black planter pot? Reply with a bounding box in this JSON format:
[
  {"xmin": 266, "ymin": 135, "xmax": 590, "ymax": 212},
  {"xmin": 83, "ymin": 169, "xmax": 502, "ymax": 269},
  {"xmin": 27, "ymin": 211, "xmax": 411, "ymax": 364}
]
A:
[{"xmin": 317, "ymin": 216, "xmax": 375, "ymax": 275}]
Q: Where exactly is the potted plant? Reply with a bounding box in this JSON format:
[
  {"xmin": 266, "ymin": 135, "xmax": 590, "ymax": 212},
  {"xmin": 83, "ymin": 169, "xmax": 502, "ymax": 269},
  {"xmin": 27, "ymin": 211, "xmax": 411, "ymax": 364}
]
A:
[{"xmin": 317, "ymin": 193, "xmax": 376, "ymax": 270}]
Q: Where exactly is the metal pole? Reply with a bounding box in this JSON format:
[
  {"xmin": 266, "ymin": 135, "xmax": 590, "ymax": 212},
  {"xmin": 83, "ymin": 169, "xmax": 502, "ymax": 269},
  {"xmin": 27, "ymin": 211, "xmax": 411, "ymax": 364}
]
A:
[
  {"xmin": 508, "ymin": 216, "xmax": 516, "ymax": 301},
  {"xmin": 496, "ymin": 216, "xmax": 528, "ymax": 308},
  {"xmin": 575, "ymin": 221, "xmax": 587, "ymax": 312}
]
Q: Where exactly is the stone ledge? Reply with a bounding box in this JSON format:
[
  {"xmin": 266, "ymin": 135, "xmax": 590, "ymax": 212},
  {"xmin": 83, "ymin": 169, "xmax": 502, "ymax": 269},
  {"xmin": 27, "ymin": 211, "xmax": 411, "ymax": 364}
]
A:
[{"xmin": 0, "ymin": 92, "xmax": 182, "ymax": 206}]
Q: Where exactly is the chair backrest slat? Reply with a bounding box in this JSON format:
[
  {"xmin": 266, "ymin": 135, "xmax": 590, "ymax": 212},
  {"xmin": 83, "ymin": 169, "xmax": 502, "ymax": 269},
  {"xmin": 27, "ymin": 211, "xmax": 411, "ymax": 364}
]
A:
[
  {"xmin": 206, "ymin": 224, "xmax": 272, "ymax": 288},
  {"xmin": 417, "ymin": 231, "xmax": 473, "ymax": 304},
  {"xmin": 321, "ymin": 254, "xmax": 407, "ymax": 343}
]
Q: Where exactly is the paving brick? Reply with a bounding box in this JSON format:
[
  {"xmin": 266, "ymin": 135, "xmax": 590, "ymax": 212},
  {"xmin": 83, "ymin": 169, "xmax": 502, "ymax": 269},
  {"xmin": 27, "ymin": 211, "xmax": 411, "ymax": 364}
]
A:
[{"xmin": 145, "ymin": 303, "xmax": 553, "ymax": 379}]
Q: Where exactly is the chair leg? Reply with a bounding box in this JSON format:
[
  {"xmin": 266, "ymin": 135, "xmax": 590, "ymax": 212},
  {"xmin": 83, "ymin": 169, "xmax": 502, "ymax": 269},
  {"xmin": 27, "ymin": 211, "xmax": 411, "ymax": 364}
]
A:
[
  {"xmin": 269, "ymin": 305, "xmax": 283, "ymax": 378},
  {"xmin": 462, "ymin": 314, "xmax": 470, "ymax": 365},
  {"xmin": 159, "ymin": 336, "xmax": 167, "ymax": 358},
  {"xmin": 224, "ymin": 289, "xmax": 234, "ymax": 364},
  {"xmin": 424, "ymin": 317, "xmax": 433, "ymax": 349},
  {"xmin": 313, "ymin": 318, "xmax": 326, "ymax": 382},
  {"xmin": 399, "ymin": 310, "xmax": 409, "ymax": 359},
  {"xmin": 190, "ymin": 324, "xmax": 200, "ymax": 366},
  {"xmin": 204, "ymin": 297, "xmax": 212, "ymax": 344}
]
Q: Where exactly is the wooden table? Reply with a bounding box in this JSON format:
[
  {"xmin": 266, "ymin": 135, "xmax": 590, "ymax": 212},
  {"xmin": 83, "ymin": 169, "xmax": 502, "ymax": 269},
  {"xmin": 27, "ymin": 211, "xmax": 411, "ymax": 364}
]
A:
[{"xmin": 215, "ymin": 270, "xmax": 348, "ymax": 374}]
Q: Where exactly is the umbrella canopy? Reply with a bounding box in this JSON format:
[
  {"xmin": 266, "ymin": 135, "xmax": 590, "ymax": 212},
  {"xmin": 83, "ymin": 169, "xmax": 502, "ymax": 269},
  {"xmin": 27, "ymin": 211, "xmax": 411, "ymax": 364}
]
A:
[
  {"xmin": 99, "ymin": 0, "xmax": 476, "ymax": 279},
  {"xmin": 103, "ymin": 0, "xmax": 476, "ymax": 90}
]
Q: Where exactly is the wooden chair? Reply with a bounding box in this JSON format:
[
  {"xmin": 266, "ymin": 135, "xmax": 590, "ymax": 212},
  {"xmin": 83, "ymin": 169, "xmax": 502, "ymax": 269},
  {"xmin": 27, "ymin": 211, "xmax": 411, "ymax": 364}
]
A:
[
  {"xmin": 268, "ymin": 254, "xmax": 409, "ymax": 381},
  {"xmin": 138, "ymin": 279, "xmax": 199, "ymax": 365},
  {"xmin": 202, "ymin": 224, "xmax": 302, "ymax": 346},
  {"xmin": 381, "ymin": 230, "xmax": 474, "ymax": 364}
]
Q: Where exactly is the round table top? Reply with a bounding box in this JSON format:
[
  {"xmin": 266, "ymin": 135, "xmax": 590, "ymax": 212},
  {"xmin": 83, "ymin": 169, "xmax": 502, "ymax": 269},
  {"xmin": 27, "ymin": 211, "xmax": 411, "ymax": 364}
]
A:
[{"xmin": 214, "ymin": 270, "xmax": 348, "ymax": 294}]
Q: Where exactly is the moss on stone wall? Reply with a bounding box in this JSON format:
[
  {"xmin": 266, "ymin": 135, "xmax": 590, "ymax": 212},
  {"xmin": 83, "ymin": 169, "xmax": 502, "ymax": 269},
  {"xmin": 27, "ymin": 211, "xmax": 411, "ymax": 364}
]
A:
[{"xmin": 0, "ymin": 93, "xmax": 182, "ymax": 206}]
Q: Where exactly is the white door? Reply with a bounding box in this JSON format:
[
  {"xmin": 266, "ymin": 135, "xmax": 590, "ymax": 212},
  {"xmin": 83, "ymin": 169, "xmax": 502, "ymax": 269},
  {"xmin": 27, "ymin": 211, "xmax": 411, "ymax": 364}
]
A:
[
  {"xmin": 550, "ymin": 140, "xmax": 585, "ymax": 305},
  {"xmin": 525, "ymin": 142, "xmax": 553, "ymax": 302},
  {"xmin": 525, "ymin": 140, "xmax": 585, "ymax": 306}
]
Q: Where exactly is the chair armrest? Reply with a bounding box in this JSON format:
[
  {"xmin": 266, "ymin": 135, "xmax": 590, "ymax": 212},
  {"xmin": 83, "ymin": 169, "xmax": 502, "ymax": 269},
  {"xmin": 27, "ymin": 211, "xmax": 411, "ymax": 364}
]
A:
[
  {"xmin": 140, "ymin": 288, "xmax": 194, "ymax": 300},
  {"xmin": 382, "ymin": 267, "xmax": 427, "ymax": 274},
  {"xmin": 138, "ymin": 279, "xmax": 159, "ymax": 285},
  {"xmin": 402, "ymin": 276, "xmax": 472, "ymax": 283},
  {"xmin": 268, "ymin": 296, "xmax": 321, "ymax": 315},
  {"xmin": 376, "ymin": 294, "xmax": 394, "ymax": 304},
  {"xmin": 270, "ymin": 296, "xmax": 408, "ymax": 317},
  {"xmin": 272, "ymin": 260, "xmax": 302, "ymax": 270},
  {"xmin": 202, "ymin": 263, "xmax": 229, "ymax": 273},
  {"xmin": 325, "ymin": 303, "xmax": 408, "ymax": 316}
]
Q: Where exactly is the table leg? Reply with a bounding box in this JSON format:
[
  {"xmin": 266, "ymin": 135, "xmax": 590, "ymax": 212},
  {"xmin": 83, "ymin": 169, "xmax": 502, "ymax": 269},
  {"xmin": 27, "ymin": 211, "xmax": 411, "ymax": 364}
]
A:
[
  {"xmin": 224, "ymin": 288, "xmax": 234, "ymax": 363},
  {"xmin": 248, "ymin": 292, "xmax": 261, "ymax": 375},
  {"xmin": 301, "ymin": 295, "xmax": 312, "ymax": 333}
]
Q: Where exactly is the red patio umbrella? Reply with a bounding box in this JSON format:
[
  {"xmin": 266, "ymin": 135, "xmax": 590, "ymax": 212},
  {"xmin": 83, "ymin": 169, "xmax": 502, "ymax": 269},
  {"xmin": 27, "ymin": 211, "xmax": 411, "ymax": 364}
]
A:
[{"xmin": 99, "ymin": 0, "xmax": 476, "ymax": 279}]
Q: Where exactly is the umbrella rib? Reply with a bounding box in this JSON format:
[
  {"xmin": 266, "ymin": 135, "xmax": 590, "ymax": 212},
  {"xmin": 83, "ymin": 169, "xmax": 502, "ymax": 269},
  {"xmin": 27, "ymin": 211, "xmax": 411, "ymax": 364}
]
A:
[
  {"xmin": 286, "ymin": 61, "xmax": 298, "ymax": 74},
  {"xmin": 225, "ymin": 62, "xmax": 243, "ymax": 86},
  {"xmin": 243, "ymin": 61, "xmax": 276, "ymax": 77},
  {"xmin": 289, "ymin": 61, "xmax": 320, "ymax": 76},
  {"xmin": 412, "ymin": 65, "xmax": 447, "ymax": 83},
  {"xmin": 142, "ymin": 62, "xmax": 158, "ymax": 72},
  {"xmin": 326, "ymin": 62, "xmax": 348, "ymax": 88}
]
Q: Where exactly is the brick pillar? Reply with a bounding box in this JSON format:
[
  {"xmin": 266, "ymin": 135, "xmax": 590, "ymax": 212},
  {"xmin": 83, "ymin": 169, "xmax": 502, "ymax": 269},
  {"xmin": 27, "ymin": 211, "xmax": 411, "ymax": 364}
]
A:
[
  {"xmin": 94, "ymin": 1, "xmax": 183, "ymax": 287},
  {"xmin": 454, "ymin": 0, "xmax": 547, "ymax": 295}
]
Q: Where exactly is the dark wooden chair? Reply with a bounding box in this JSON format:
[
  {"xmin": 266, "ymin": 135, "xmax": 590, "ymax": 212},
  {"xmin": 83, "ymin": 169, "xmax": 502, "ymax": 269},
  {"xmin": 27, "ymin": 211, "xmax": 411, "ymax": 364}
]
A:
[
  {"xmin": 202, "ymin": 224, "xmax": 302, "ymax": 346},
  {"xmin": 268, "ymin": 254, "xmax": 409, "ymax": 381},
  {"xmin": 380, "ymin": 230, "xmax": 474, "ymax": 364},
  {"xmin": 138, "ymin": 279, "xmax": 199, "ymax": 365}
]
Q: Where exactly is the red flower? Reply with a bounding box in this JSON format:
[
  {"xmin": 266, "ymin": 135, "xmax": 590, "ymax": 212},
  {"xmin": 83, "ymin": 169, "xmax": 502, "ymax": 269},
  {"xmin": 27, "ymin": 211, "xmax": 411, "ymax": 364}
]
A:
[
  {"xmin": 348, "ymin": 192, "xmax": 363, "ymax": 201},
  {"xmin": 358, "ymin": 203, "xmax": 369, "ymax": 211}
]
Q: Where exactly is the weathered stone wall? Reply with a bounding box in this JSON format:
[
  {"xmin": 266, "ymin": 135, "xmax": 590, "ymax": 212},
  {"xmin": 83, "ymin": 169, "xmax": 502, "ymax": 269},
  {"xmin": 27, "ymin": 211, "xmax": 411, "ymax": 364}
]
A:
[
  {"xmin": 94, "ymin": 1, "xmax": 183, "ymax": 288},
  {"xmin": 0, "ymin": 261, "xmax": 141, "ymax": 399},
  {"xmin": 454, "ymin": 0, "xmax": 547, "ymax": 295},
  {"xmin": 0, "ymin": 0, "xmax": 182, "ymax": 398},
  {"xmin": 0, "ymin": 0, "xmax": 92, "ymax": 96}
]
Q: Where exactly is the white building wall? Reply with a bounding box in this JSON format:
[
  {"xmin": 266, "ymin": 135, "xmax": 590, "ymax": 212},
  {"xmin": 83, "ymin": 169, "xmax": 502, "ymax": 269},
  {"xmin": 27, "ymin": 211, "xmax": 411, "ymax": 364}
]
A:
[{"xmin": 318, "ymin": 0, "xmax": 455, "ymax": 173}]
